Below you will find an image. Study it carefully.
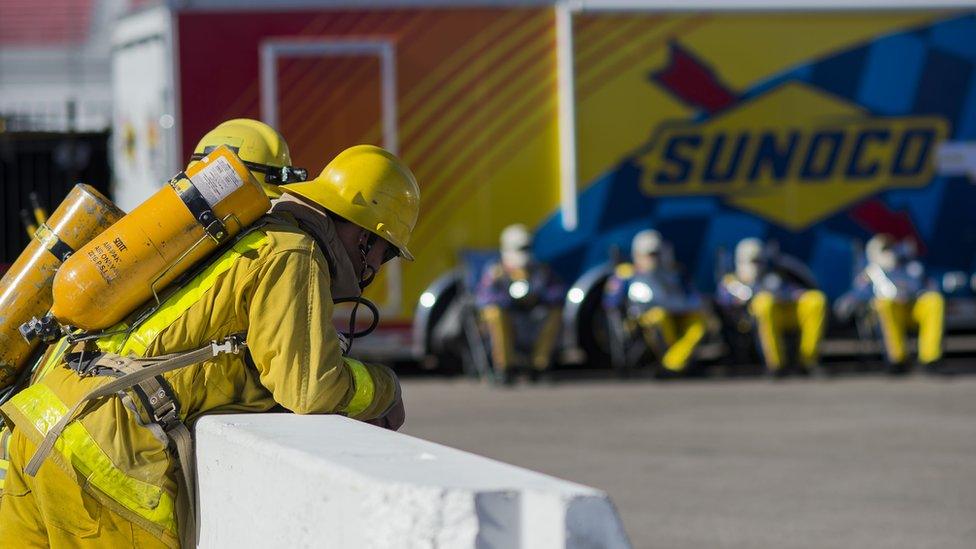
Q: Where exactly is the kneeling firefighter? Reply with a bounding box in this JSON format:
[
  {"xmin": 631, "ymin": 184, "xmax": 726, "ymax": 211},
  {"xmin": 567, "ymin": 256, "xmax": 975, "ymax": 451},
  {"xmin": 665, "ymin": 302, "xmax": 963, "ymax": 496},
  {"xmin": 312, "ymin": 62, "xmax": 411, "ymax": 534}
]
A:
[
  {"xmin": 716, "ymin": 238, "xmax": 827, "ymax": 376},
  {"xmin": 837, "ymin": 234, "xmax": 943, "ymax": 373},
  {"xmin": 603, "ymin": 230, "xmax": 708, "ymax": 375},
  {"xmin": 475, "ymin": 224, "xmax": 564, "ymax": 384},
  {"xmin": 0, "ymin": 136, "xmax": 419, "ymax": 548}
]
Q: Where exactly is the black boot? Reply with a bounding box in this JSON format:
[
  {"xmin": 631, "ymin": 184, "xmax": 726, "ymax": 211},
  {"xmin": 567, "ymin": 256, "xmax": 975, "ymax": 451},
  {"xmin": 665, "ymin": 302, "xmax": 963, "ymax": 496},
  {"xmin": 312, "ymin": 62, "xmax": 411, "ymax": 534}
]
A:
[
  {"xmin": 495, "ymin": 368, "xmax": 517, "ymax": 387},
  {"xmin": 886, "ymin": 361, "xmax": 909, "ymax": 376},
  {"xmin": 529, "ymin": 368, "xmax": 555, "ymax": 385}
]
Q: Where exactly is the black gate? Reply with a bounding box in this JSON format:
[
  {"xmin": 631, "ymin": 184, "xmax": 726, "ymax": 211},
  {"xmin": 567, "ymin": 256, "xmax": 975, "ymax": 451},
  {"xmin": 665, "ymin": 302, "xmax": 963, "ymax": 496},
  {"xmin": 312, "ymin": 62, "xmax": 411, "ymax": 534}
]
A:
[{"xmin": 0, "ymin": 131, "xmax": 112, "ymax": 269}]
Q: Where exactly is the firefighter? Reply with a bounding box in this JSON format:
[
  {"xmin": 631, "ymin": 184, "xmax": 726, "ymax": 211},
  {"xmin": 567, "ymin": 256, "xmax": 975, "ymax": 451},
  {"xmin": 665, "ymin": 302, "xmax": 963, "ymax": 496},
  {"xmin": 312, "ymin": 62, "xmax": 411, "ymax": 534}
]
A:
[
  {"xmin": 837, "ymin": 234, "xmax": 944, "ymax": 373},
  {"xmin": 603, "ymin": 230, "xmax": 707, "ymax": 376},
  {"xmin": 475, "ymin": 224, "xmax": 564, "ymax": 384},
  {"xmin": 0, "ymin": 143, "xmax": 419, "ymax": 548},
  {"xmin": 0, "ymin": 118, "xmax": 305, "ymax": 510},
  {"xmin": 716, "ymin": 238, "xmax": 826, "ymax": 376}
]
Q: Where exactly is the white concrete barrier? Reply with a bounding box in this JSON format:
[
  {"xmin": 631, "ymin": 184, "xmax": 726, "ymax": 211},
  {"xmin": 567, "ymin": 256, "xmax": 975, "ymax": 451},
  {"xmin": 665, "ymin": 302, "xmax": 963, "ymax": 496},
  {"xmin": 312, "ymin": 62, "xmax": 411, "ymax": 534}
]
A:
[{"xmin": 195, "ymin": 415, "xmax": 631, "ymax": 549}]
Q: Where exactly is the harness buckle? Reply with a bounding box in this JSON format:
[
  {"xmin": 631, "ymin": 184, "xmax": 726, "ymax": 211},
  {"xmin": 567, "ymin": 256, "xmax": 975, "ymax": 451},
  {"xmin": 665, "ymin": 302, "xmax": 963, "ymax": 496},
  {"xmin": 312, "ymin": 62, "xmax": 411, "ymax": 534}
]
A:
[
  {"xmin": 153, "ymin": 400, "xmax": 180, "ymax": 432},
  {"xmin": 211, "ymin": 334, "xmax": 246, "ymax": 356},
  {"xmin": 65, "ymin": 349, "xmax": 105, "ymax": 377}
]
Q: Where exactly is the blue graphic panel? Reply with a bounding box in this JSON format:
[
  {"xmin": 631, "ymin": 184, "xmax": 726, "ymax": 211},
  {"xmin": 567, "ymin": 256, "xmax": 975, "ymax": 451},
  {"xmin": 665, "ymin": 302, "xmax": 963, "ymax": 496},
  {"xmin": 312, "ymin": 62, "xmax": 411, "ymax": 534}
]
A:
[
  {"xmin": 857, "ymin": 35, "xmax": 927, "ymax": 114},
  {"xmin": 929, "ymin": 16, "xmax": 976, "ymax": 60},
  {"xmin": 959, "ymin": 71, "xmax": 976, "ymax": 138},
  {"xmin": 534, "ymin": 14, "xmax": 976, "ymax": 298},
  {"xmin": 809, "ymin": 46, "xmax": 870, "ymax": 100}
]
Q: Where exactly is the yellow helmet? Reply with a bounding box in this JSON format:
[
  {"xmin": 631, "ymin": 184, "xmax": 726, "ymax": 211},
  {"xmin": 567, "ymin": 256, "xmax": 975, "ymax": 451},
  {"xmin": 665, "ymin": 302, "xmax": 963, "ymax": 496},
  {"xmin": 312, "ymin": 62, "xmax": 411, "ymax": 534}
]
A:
[
  {"xmin": 281, "ymin": 145, "xmax": 420, "ymax": 260},
  {"xmin": 189, "ymin": 118, "xmax": 307, "ymax": 198}
]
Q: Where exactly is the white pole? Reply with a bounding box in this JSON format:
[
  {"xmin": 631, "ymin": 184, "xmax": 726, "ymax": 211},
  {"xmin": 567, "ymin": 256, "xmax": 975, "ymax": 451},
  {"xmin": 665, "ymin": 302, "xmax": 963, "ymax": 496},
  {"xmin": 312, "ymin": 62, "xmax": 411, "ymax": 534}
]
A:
[
  {"xmin": 260, "ymin": 43, "xmax": 277, "ymax": 128},
  {"xmin": 381, "ymin": 42, "xmax": 398, "ymax": 155},
  {"xmin": 556, "ymin": 1, "xmax": 579, "ymax": 231}
]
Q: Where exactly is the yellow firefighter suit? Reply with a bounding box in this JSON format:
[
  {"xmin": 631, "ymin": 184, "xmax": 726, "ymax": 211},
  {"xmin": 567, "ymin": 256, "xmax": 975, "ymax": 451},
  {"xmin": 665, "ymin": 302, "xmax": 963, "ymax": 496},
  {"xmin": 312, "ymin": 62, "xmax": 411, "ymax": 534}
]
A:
[
  {"xmin": 749, "ymin": 289, "xmax": 827, "ymax": 371},
  {"xmin": 0, "ymin": 118, "xmax": 302, "ymax": 514},
  {"xmin": 841, "ymin": 234, "xmax": 944, "ymax": 367},
  {"xmin": 637, "ymin": 308, "xmax": 707, "ymax": 372},
  {"xmin": 0, "ymin": 211, "xmax": 399, "ymax": 548},
  {"xmin": 847, "ymin": 265, "xmax": 945, "ymax": 366},
  {"xmin": 718, "ymin": 274, "xmax": 827, "ymax": 371},
  {"xmin": 0, "ymin": 427, "xmax": 9, "ymax": 497},
  {"xmin": 604, "ymin": 263, "xmax": 707, "ymax": 373},
  {"xmin": 873, "ymin": 293, "xmax": 944, "ymax": 365},
  {"xmin": 476, "ymin": 263, "xmax": 564, "ymax": 373}
]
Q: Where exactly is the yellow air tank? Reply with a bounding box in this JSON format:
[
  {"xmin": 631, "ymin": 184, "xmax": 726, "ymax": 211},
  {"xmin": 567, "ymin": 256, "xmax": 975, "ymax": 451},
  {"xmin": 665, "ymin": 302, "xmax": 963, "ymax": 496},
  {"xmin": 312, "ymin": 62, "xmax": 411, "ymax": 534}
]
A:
[
  {"xmin": 0, "ymin": 184, "xmax": 124, "ymax": 388},
  {"xmin": 47, "ymin": 145, "xmax": 270, "ymax": 331}
]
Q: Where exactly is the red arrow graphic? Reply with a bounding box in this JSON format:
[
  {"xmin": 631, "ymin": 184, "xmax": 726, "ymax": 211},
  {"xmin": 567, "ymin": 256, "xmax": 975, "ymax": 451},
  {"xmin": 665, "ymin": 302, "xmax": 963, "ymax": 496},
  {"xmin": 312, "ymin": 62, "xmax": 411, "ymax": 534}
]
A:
[
  {"xmin": 651, "ymin": 42, "xmax": 739, "ymax": 114},
  {"xmin": 850, "ymin": 199, "xmax": 925, "ymax": 253}
]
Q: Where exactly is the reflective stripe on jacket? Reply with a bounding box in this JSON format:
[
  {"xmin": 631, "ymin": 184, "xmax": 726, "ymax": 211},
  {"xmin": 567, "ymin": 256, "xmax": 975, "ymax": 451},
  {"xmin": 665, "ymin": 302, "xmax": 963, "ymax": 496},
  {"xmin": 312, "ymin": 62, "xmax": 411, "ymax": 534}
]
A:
[{"xmin": 0, "ymin": 425, "xmax": 11, "ymax": 492}]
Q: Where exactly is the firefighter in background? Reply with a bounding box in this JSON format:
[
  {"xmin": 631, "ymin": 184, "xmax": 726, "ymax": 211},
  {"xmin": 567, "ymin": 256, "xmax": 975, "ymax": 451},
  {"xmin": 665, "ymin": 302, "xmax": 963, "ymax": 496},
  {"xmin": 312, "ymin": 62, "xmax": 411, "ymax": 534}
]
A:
[
  {"xmin": 603, "ymin": 230, "xmax": 707, "ymax": 376},
  {"xmin": 716, "ymin": 238, "xmax": 827, "ymax": 376},
  {"xmin": 0, "ymin": 141, "xmax": 418, "ymax": 547},
  {"xmin": 837, "ymin": 234, "xmax": 944, "ymax": 372},
  {"xmin": 476, "ymin": 224, "xmax": 564, "ymax": 384}
]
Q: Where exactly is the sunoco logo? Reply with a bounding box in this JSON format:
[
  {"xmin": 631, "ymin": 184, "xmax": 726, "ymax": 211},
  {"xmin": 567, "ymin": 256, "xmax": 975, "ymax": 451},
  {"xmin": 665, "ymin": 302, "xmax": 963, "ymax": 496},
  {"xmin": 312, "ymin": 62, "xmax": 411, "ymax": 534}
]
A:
[{"xmin": 638, "ymin": 47, "xmax": 948, "ymax": 229}]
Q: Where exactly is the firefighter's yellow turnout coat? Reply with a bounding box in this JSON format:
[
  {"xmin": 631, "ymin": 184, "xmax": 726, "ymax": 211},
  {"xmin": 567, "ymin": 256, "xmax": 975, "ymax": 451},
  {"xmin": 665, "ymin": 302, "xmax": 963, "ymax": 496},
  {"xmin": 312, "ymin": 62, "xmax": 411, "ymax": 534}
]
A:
[{"xmin": 0, "ymin": 201, "xmax": 399, "ymax": 548}]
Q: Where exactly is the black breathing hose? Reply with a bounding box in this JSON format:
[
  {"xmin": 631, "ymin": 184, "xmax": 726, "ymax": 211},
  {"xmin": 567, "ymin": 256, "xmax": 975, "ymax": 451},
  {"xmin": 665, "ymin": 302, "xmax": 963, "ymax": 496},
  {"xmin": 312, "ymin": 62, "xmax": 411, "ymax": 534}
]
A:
[{"xmin": 334, "ymin": 296, "xmax": 380, "ymax": 353}]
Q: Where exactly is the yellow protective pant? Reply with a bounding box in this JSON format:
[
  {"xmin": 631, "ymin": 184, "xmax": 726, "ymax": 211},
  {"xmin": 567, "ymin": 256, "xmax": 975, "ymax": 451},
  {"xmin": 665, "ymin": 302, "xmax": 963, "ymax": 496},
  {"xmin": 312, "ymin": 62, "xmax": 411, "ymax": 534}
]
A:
[
  {"xmin": 748, "ymin": 290, "xmax": 826, "ymax": 370},
  {"xmin": 481, "ymin": 305, "xmax": 561, "ymax": 371},
  {"xmin": 0, "ymin": 429, "xmax": 169, "ymax": 548},
  {"xmin": 873, "ymin": 292, "xmax": 944, "ymax": 365},
  {"xmin": 637, "ymin": 308, "xmax": 707, "ymax": 372}
]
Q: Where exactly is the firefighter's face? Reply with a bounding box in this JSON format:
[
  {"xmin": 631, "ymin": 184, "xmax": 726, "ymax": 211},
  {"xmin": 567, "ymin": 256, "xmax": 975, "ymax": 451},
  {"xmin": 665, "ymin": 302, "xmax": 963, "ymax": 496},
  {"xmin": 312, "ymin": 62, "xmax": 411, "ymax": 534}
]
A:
[
  {"xmin": 874, "ymin": 246, "xmax": 898, "ymax": 271},
  {"xmin": 336, "ymin": 223, "xmax": 396, "ymax": 285},
  {"xmin": 502, "ymin": 246, "xmax": 532, "ymax": 270},
  {"xmin": 737, "ymin": 257, "xmax": 764, "ymax": 285},
  {"xmin": 635, "ymin": 250, "xmax": 660, "ymax": 272}
]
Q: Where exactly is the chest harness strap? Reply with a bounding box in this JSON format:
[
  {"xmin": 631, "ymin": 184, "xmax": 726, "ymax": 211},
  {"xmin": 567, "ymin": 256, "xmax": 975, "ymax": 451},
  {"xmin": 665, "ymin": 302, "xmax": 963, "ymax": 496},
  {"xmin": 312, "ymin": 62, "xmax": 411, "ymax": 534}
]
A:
[{"xmin": 25, "ymin": 334, "xmax": 246, "ymax": 549}]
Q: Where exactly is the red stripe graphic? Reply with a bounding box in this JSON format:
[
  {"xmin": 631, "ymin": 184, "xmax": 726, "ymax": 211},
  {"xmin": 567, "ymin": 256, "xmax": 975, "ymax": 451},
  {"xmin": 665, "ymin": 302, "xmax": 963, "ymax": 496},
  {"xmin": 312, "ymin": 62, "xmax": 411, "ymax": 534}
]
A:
[
  {"xmin": 850, "ymin": 199, "xmax": 925, "ymax": 252},
  {"xmin": 651, "ymin": 41, "xmax": 738, "ymax": 114}
]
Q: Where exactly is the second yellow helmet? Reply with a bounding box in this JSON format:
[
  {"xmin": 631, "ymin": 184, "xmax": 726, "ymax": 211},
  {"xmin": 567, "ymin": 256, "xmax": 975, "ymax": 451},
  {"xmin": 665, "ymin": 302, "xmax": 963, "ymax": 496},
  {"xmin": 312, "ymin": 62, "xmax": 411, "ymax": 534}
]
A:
[
  {"xmin": 190, "ymin": 118, "xmax": 307, "ymax": 198},
  {"xmin": 281, "ymin": 145, "xmax": 420, "ymax": 261}
]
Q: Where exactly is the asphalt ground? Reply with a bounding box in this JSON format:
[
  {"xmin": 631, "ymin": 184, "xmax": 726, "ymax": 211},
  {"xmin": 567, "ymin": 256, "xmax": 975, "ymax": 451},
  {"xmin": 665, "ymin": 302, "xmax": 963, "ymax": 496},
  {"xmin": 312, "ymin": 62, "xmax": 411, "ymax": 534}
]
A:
[{"xmin": 400, "ymin": 368, "xmax": 976, "ymax": 549}]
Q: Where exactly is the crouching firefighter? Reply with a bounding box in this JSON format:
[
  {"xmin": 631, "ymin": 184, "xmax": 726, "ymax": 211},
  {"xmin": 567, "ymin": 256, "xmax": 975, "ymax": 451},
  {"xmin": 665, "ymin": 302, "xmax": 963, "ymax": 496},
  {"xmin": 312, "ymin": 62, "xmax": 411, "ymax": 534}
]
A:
[
  {"xmin": 604, "ymin": 230, "xmax": 708, "ymax": 377},
  {"xmin": 838, "ymin": 234, "xmax": 944, "ymax": 374},
  {"xmin": 716, "ymin": 238, "xmax": 827, "ymax": 377},
  {"xmin": 476, "ymin": 224, "xmax": 565, "ymax": 384},
  {"xmin": 0, "ymin": 143, "xmax": 420, "ymax": 548}
]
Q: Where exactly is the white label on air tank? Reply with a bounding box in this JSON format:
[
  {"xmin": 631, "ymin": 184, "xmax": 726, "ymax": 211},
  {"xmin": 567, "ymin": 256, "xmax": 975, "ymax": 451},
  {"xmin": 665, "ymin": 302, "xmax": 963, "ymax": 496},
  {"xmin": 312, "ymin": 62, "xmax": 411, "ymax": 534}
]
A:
[{"xmin": 190, "ymin": 155, "xmax": 244, "ymax": 207}]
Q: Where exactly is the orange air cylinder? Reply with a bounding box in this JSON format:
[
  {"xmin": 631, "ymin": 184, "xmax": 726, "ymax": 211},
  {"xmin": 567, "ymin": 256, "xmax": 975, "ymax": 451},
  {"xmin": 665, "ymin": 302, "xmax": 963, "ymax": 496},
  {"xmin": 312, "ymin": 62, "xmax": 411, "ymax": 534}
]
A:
[
  {"xmin": 48, "ymin": 145, "xmax": 270, "ymax": 331},
  {"xmin": 0, "ymin": 184, "xmax": 124, "ymax": 388}
]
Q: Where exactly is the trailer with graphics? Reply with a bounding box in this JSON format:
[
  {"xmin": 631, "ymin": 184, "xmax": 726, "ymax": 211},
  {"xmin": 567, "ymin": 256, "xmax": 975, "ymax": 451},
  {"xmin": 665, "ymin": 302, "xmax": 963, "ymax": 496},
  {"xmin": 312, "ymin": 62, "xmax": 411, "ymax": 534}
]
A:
[{"xmin": 112, "ymin": 1, "xmax": 976, "ymax": 366}]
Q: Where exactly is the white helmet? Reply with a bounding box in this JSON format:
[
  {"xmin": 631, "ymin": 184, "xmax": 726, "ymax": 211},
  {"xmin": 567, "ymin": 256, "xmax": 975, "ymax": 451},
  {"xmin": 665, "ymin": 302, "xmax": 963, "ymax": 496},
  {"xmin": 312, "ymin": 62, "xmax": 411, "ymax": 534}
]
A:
[
  {"xmin": 632, "ymin": 229, "xmax": 673, "ymax": 270},
  {"xmin": 632, "ymin": 229, "xmax": 662, "ymax": 257},
  {"xmin": 500, "ymin": 224, "xmax": 532, "ymax": 269},
  {"xmin": 735, "ymin": 237, "xmax": 766, "ymax": 284},
  {"xmin": 866, "ymin": 234, "xmax": 898, "ymax": 271}
]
